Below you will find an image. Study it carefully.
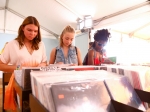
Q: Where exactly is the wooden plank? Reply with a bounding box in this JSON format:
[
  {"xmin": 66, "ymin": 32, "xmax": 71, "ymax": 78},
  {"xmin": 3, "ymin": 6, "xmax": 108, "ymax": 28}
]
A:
[
  {"xmin": 3, "ymin": 73, "xmax": 12, "ymax": 83},
  {"xmin": 13, "ymin": 79, "xmax": 31, "ymax": 112},
  {"xmin": 29, "ymin": 94, "xmax": 48, "ymax": 112},
  {"xmin": 2, "ymin": 72, "xmax": 12, "ymax": 112},
  {"xmin": 135, "ymin": 89, "xmax": 150, "ymax": 103},
  {"xmin": 112, "ymin": 100, "xmax": 143, "ymax": 112}
]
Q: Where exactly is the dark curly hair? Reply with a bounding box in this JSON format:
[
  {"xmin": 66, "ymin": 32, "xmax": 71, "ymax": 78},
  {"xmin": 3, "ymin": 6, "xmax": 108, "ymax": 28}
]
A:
[
  {"xmin": 94, "ymin": 29, "xmax": 110, "ymax": 41},
  {"xmin": 89, "ymin": 42, "xmax": 94, "ymax": 46}
]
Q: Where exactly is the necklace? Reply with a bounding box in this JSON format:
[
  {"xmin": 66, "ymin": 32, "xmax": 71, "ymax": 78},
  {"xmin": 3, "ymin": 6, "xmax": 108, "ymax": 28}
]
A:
[{"xmin": 93, "ymin": 47, "xmax": 102, "ymax": 54}]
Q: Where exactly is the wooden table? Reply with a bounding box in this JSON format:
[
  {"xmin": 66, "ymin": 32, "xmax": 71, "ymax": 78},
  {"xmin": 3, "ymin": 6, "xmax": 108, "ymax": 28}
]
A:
[
  {"xmin": 29, "ymin": 91, "xmax": 147, "ymax": 112},
  {"xmin": 13, "ymin": 79, "xmax": 32, "ymax": 112},
  {"xmin": 2, "ymin": 72, "xmax": 12, "ymax": 112},
  {"xmin": 29, "ymin": 94, "xmax": 48, "ymax": 112}
]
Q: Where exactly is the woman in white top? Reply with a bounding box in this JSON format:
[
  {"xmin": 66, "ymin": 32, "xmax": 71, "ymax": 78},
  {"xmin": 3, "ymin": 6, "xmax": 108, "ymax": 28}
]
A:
[
  {"xmin": 0, "ymin": 16, "xmax": 47, "ymax": 72},
  {"xmin": 0, "ymin": 16, "xmax": 47, "ymax": 110}
]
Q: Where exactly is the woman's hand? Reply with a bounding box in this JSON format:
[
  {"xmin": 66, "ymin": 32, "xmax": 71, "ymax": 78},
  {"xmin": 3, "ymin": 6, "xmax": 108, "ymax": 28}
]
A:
[
  {"xmin": 69, "ymin": 64, "xmax": 77, "ymax": 66},
  {"xmin": 105, "ymin": 61, "xmax": 115, "ymax": 64},
  {"xmin": 103, "ymin": 58, "xmax": 115, "ymax": 64},
  {"xmin": 56, "ymin": 62, "xmax": 64, "ymax": 64},
  {"xmin": 38, "ymin": 62, "xmax": 47, "ymax": 67}
]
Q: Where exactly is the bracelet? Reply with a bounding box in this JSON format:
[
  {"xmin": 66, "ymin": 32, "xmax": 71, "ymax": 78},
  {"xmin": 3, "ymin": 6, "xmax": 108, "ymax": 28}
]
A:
[{"xmin": 16, "ymin": 65, "xmax": 21, "ymax": 70}]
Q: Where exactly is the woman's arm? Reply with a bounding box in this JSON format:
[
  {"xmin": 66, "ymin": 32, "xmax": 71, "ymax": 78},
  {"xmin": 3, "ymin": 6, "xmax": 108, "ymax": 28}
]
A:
[
  {"xmin": 41, "ymin": 42, "xmax": 48, "ymax": 66},
  {"xmin": 76, "ymin": 48, "xmax": 82, "ymax": 65},
  {"xmin": 88, "ymin": 50, "xmax": 94, "ymax": 65},
  {"xmin": 103, "ymin": 58, "xmax": 114, "ymax": 64},
  {"xmin": 0, "ymin": 60, "xmax": 16, "ymax": 72},
  {"xmin": 49, "ymin": 48, "xmax": 56, "ymax": 64},
  {"xmin": 38, "ymin": 61, "xmax": 47, "ymax": 67}
]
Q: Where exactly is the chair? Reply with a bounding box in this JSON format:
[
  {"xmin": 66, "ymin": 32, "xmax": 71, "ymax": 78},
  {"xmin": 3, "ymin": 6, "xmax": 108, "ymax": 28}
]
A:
[{"xmin": 2, "ymin": 72, "xmax": 12, "ymax": 112}]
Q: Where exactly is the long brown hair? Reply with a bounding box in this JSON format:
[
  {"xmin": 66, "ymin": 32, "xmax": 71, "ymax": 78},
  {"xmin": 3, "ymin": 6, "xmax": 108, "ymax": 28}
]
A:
[
  {"xmin": 59, "ymin": 25, "xmax": 75, "ymax": 47},
  {"xmin": 15, "ymin": 16, "xmax": 41, "ymax": 50}
]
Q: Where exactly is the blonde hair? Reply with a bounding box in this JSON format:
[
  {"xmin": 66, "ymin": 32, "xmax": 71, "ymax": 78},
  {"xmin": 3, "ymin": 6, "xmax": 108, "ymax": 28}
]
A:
[{"xmin": 59, "ymin": 25, "xmax": 75, "ymax": 47}]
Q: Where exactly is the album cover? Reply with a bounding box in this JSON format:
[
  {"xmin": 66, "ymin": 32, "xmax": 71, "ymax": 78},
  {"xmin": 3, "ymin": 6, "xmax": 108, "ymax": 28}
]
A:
[
  {"xmin": 22, "ymin": 67, "xmax": 40, "ymax": 90},
  {"xmin": 30, "ymin": 70, "xmax": 121, "ymax": 111},
  {"xmin": 14, "ymin": 70, "xmax": 22, "ymax": 86},
  {"xmin": 104, "ymin": 76, "xmax": 146, "ymax": 111},
  {"xmin": 51, "ymin": 81, "xmax": 116, "ymax": 112}
]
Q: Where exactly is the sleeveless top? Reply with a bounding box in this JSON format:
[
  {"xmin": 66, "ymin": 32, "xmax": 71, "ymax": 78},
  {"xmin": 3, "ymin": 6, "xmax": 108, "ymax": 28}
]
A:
[
  {"xmin": 55, "ymin": 46, "xmax": 78, "ymax": 64},
  {"xmin": 83, "ymin": 47, "xmax": 104, "ymax": 65}
]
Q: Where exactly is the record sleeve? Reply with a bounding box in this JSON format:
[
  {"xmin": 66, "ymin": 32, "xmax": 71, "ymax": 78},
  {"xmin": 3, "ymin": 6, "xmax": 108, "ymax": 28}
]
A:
[
  {"xmin": 104, "ymin": 76, "xmax": 146, "ymax": 111},
  {"xmin": 51, "ymin": 81, "xmax": 116, "ymax": 112}
]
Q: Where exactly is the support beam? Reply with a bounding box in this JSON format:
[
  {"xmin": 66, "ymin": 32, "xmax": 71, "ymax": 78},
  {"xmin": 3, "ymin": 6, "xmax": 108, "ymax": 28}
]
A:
[
  {"xmin": 93, "ymin": 1, "xmax": 150, "ymax": 24},
  {"xmin": 55, "ymin": 0, "xmax": 83, "ymax": 19},
  {"xmin": 4, "ymin": 0, "xmax": 9, "ymax": 33},
  {"xmin": 129, "ymin": 22, "xmax": 150, "ymax": 37},
  {"xmin": 146, "ymin": 36, "xmax": 150, "ymax": 41},
  {"xmin": 0, "ymin": 7, "xmax": 5, "ymax": 10},
  {"xmin": 3, "ymin": 7, "xmax": 59, "ymax": 39},
  {"xmin": 40, "ymin": 26, "xmax": 59, "ymax": 38},
  {"xmin": 6, "ymin": 7, "xmax": 25, "ymax": 19},
  {"xmin": 6, "ymin": 8, "xmax": 59, "ymax": 39}
]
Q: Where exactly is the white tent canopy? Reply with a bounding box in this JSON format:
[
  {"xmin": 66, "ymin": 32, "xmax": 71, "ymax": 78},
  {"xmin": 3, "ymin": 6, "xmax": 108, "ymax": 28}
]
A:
[{"xmin": 0, "ymin": 0, "xmax": 150, "ymax": 40}]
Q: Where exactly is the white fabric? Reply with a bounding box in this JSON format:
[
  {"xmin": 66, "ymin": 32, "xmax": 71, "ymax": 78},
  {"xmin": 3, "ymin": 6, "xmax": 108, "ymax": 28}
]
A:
[{"xmin": 0, "ymin": 40, "xmax": 47, "ymax": 66}]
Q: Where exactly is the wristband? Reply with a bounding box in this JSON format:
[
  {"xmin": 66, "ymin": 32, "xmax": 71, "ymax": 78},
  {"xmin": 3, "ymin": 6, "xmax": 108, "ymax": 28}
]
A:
[{"xmin": 16, "ymin": 65, "xmax": 21, "ymax": 70}]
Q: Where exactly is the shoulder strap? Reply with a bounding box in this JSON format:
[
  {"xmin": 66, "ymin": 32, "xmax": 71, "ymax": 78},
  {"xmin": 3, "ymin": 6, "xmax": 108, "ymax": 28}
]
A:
[
  {"xmin": 75, "ymin": 46, "xmax": 77, "ymax": 55},
  {"xmin": 83, "ymin": 53, "xmax": 88, "ymax": 65},
  {"xmin": 55, "ymin": 47, "xmax": 59, "ymax": 59},
  {"xmin": 94, "ymin": 50, "xmax": 96, "ymax": 58},
  {"xmin": 94, "ymin": 50, "xmax": 96, "ymax": 65}
]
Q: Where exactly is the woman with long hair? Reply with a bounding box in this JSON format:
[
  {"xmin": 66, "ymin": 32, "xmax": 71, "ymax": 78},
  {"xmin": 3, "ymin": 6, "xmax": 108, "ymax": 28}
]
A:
[
  {"xmin": 49, "ymin": 25, "xmax": 82, "ymax": 65},
  {"xmin": 83, "ymin": 29, "xmax": 113, "ymax": 65},
  {"xmin": 0, "ymin": 16, "xmax": 47, "ymax": 110}
]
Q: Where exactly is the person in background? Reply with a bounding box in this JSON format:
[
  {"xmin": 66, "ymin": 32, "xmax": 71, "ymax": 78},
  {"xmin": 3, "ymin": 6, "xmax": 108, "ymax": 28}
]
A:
[
  {"xmin": 83, "ymin": 29, "xmax": 113, "ymax": 65},
  {"xmin": 89, "ymin": 42, "xmax": 94, "ymax": 49},
  {"xmin": 0, "ymin": 16, "xmax": 47, "ymax": 110},
  {"xmin": 89, "ymin": 42, "xmax": 107, "ymax": 57},
  {"xmin": 49, "ymin": 25, "xmax": 82, "ymax": 65}
]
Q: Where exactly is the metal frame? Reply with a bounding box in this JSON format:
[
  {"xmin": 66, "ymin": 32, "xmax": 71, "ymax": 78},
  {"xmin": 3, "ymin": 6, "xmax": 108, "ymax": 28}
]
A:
[{"xmin": 1, "ymin": 0, "xmax": 59, "ymax": 39}]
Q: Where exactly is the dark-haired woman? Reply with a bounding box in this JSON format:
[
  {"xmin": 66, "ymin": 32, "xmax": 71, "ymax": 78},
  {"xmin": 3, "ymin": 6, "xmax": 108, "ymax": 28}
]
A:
[
  {"xmin": 89, "ymin": 42, "xmax": 94, "ymax": 49},
  {"xmin": 83, "ymin": 29, "xmax": 113, "ymax": 65}
]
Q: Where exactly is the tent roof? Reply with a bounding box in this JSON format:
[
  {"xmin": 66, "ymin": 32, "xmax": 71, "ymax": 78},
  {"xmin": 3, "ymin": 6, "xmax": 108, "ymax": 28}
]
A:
[{"xmin": 0, "ymin": 0, "xmax": 150, "ymax": 39}]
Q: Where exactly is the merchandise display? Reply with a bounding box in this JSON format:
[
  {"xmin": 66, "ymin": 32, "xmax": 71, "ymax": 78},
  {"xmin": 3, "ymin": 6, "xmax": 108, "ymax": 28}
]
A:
[{"xmin": 104, "ymin": 76, "xmax": 146, "ymax": 111}]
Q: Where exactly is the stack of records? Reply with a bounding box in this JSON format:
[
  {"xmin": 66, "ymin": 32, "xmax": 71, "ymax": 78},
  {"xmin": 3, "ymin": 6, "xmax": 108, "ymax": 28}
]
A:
[
  {"xmin": 30, "ymin": 70, "xmax": 121, "ymax": 111},
  {"xmin": 60, "ymin": 65, "xmax": 107, "ymax": 71},
  {"xmin": 104, "ymin": 76, "xmax": 146, "ymax": 111},
  {"xmin": 14, "ymin": 70, "xmax": 23, "ymax": 87},
  {"xmin": 51, "ymin": 81, "xmax": 116, "ymax": 112},
  {"xmin": 14, "ymin": 67, "xmax": 40, "ymax": 90}
]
